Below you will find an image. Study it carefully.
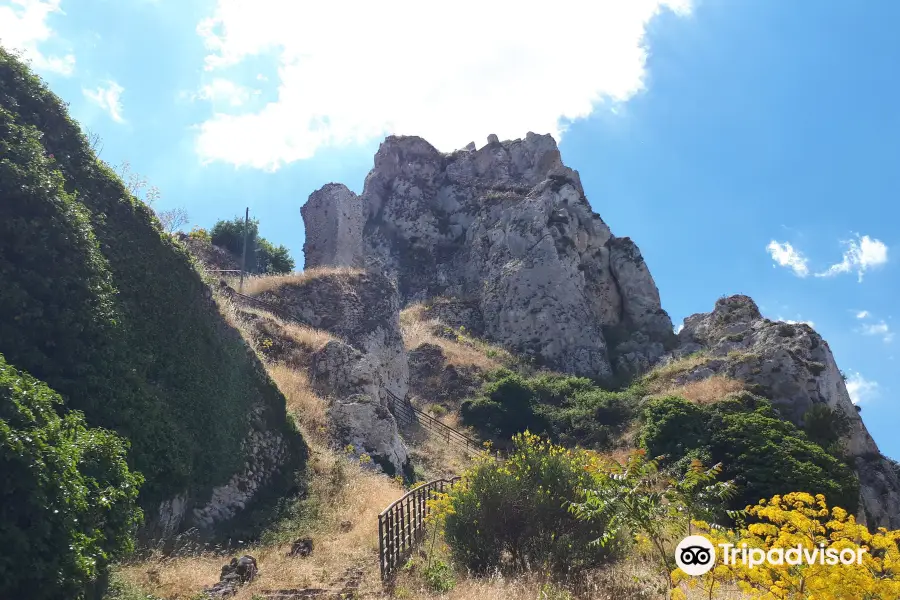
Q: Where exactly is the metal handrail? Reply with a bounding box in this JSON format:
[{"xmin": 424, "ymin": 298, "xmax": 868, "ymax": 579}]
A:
[
  {"xmin": 378, "ymin": 477, "xmax": 461, "ymax": 581},
  {"xmin": 382, "ymin": 387, "xmax": 482, "ymax": 452},
  {"xmin": 378, "ymin": 477, "xmax": 461, "ymax": 518}
]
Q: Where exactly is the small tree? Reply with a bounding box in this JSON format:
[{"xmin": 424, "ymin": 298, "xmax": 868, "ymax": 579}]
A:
[
  {"xmin": 256, "ymin": 237, "xmax": 294, "ymax": 274},
  {"xmin": 114, "ymin": 161, "xmax": 189, "ymax": 233},
  {"xmin": 570, "ymin": 452, "xmax": 734, "ymax": 593},
  {"xmin": 211, "ymin": 215, "xmax": 259, "ymax": 258},
  {"xmin": 157, "ymin": 207, "xmax": 190, "ymax": 234}
]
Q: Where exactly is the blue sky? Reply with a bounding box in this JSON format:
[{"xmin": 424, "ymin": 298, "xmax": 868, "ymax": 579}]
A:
[{"xmin": 2, "ymin": 0, "xmax": 896, "ymax": 458}]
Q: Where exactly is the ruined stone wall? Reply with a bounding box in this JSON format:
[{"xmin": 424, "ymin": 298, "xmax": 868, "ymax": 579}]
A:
[{"xmin": 301, "ymin": 183, "xmax": 365, "ymax": 269}]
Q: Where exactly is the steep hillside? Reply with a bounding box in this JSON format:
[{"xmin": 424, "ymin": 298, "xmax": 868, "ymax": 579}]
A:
[{"xmin": 0, "ymin": 48, "xmax": 305, "ymax": 542}]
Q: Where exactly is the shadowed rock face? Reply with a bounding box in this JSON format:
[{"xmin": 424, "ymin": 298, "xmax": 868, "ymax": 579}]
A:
[
  {"xmin": 302, "ymin": 133, "xmax": 674, "ymax": 379},
  {"xmin": 674, "ymin": 295, "xmax": 900, "ymax": 529}
]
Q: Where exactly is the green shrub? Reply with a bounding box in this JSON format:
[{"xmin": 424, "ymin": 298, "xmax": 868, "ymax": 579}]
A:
[
  {"xmin": 443, "ymin": 432, "xmax": 621, "ymax": 575},
  {"xmin": 0, "ymin": 48, "xmax": 304, "ymax": 507},
  {"xmin": 803, "ymin": 403, "xmax": 851, "ymax": 453},
  {"xmin": 188, "ymin": 226, "xmax": 211, "ymax": 243},
  {"xmin": 211, "ymin": 215, "xmax": 259, "ymax": 257},
  {"xmin": 0, "ymin": 355, "xmax": 143, "ymax": 600},
  {"xmin": 255, "ymin": 237, "xmax": 295, "ymax": 274},
  {"xmin": 460, "ymin": 372, "xmax": 634, "ymax": 449},
  {"xmin": 640, "ymin": 393, "xmax": 859, "ymax": 513}
]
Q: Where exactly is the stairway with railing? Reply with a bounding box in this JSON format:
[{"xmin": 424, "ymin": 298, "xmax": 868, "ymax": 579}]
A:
[
  {"xmin": 219, "ymin": 280, "xmax": 493, "ymax": 585},
  {"xmin": 378, "ymin": 477, "xmax": 461, "ymax": 582},
  {"xmin": 382, "ymin": 387, "xmax": 483, "ymax": 455}
]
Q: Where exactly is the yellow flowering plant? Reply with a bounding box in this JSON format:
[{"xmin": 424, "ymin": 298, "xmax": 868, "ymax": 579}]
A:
[{"xmin": 678, "ymin": 493, "xmax": 900, "ymax": 600}]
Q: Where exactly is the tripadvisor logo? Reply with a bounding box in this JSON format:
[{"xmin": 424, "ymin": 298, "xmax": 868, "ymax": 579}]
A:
[
  {"xmin": 675, "ymin": 535, "xmax": 716, "ymax": 576},
  {"xmin": 675, "ymin": 535, "xmax": 867, "ymax": 576}
]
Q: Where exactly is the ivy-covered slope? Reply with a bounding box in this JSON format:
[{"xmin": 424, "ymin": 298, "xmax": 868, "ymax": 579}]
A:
[{"xmin": 0, "ymin": 48, "xmax": 305, "ymax": 517}]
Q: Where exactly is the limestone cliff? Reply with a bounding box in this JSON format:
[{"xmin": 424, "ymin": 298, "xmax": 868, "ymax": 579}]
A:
[
  {"xmin": 673, "ymin": 295, "xmax": 900, "ymax": 528},
  {"xmin": 303, "ymin": 134, "xmax": 674, "ymax": 379}
]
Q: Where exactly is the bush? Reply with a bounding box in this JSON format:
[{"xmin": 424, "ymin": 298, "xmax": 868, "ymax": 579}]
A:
[
  {"xmin": 803, "ymin": 403, "xmax": 851, "ymax": 452},
  {"xmin": 255, "ymin": 237, "xmax": 295, "ymax": 274},
  {"xmin": 640, "ymin": 393, "xmax": 859, "ymax": 513},
  {"xmin": 442, "ymin": 432, "xmax": 621, "ymax": 575},
  {"xmin": 188, "ymin": 225, "xmax": 211, "ymax": 243},
  {"xmin": 683, "ymin": 493, "xmax": 900, "ymax": 599},
  {"xmin": 0, "ymin": 355, "xmax": 143, "ymax": 600},
  {"xmin": 460, "ymin": 371, "xmax": 634, "ymax": 449}
]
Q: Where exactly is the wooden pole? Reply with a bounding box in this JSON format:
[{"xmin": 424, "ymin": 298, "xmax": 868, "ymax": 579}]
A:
[{"xmin": 239, "ymin": 207, "xmax": 249, "ymax": 293}]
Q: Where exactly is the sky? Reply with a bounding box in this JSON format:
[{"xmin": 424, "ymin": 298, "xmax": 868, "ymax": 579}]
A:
[{"xmin": 2, "ymin": 0, "xmax": 896, "ymax": 458}]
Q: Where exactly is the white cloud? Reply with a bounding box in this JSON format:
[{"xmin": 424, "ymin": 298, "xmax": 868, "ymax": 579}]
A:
[
  {"xmin": 778, "ymin": 317, "xmax": 815, "ymax": 328},
  {"xmin": 861, "ymin": 320, "xmax": 894, "ymax": 344},
  {"xmin": 0, "ymin": 0, "xmax": 75, "ymax": 75},
  {"xmin": 816, "ymin": 234, "xmax": 888, "ymax": 282},
  {"xmin": 674, "ymin": 323, "xmax": 684, "ymax": 334},
  {"xmin": 83, "ymin": 81, "xmax": 126, "ymax": 123},
  {"xmin": 196, "ymin": 78, "xmax": 257, "ymax": 107},
  {"xmin": 766, "ymin": 240, "xmax": 810, "ymax": 277},
  {"xmin": 193, "ymin": 0, "xmax": 692, "ymax": 170},
  {"xmin": 845, "ymin": 372, "xmax": 879, "ymax": 405},
  {"xmin": 856, "ymin": 310, "xmax": 870, "ymax": 319}
]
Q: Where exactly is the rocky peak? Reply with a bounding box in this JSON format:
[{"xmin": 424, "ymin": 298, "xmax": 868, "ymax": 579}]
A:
[
  {"xmin": 673, "ymin": 294, "xmax": 900, "ymax": 528},
  {"xmin": 302, "ymin": 133, "xmax": 673, "ymax": 379}
]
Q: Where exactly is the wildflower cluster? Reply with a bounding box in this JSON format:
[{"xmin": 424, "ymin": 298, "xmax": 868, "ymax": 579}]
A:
[{"xmin": 676, "ymin": 493, "xmax": 900, "ymax": 599}]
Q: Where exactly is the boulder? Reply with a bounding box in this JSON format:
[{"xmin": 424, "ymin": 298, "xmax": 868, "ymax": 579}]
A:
[{"xmin": 205, "ymin": 555, "xmax": 258, "ymax": 598}]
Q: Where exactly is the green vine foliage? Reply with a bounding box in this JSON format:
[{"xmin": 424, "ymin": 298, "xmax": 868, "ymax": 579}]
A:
[
  {"xmin": 0, "ymin": 355, "xmax": 143, "ymax": 600},
  {"xmin": 0, "ymin": 47, "xmax": 304, "ymax": 506}
]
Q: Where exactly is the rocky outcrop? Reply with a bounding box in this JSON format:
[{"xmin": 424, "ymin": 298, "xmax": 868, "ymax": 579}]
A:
[
  {"xmin": 204, "ymin": 555, "xmax": 258, "ymax": 598},
  {"xmin": 310, "ymin": 341, "xmax": 410, "ymax": 477},
  {"xmin": 408, "ymin": 343, "xmax": 482, "ymax": 406},
  {"xmin": 253, "ymin": 271, "xmax": 411, "ymax": 476},
  {"xmin": 673, "ymin": 295, "xmax": 900, "ymax": 528},
  {"xmin": 302, "ymin": 133, "xmax": 674, "ymax": 379},
  {"xmin": 256, "ymin": 270, "xmax": 408, "ymax": 400}
]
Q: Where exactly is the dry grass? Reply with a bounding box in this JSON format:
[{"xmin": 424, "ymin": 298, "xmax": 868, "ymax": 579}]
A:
[
  {"xmin": 643, "ymin": 351, "xmax": 713, "ymax": 391},
  {"xmin": 388, "ymin": 571, "xmax": 553, "ymax": 600},
  {"xmin": 282, "ymin": 321, "xmax": 336, "ymax": 351},
  {"xmin": 242, "ymin": 304, "xmax": 336, "ymax": 350},
  {"xmin": 267, "ymin": 363, "xmax": 329, "ymax": 445},
  {"xmin": 650, "ymin": 375, "xmax": 745, "ymax": 406},
  {"xmin": 400, "ymin": 303, "xmax": 511, "ymax": 372},
  {"xmin": 228, "ymin": 267, "xmax": 364, "ymax": 297},
  {"xmin": 117, "ymin": 450, "xmax": 404, "ymax": 599},
  {"xmin": 385, "ymin": 554, "xmax": 752, "ymax": 600}
]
